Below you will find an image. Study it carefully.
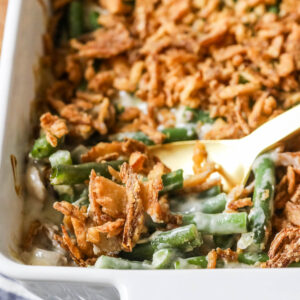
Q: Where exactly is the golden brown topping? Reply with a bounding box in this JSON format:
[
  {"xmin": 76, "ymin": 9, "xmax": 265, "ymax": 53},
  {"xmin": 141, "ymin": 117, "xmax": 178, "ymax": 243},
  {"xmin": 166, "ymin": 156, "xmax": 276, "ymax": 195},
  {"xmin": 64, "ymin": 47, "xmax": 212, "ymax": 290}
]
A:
[
  {"xmin": 140, "ymin": 124, "xmax": 166, "ymax": 144},
  {"xmin": 81, "ymin": 141, "xmax": 122, "ymax": 163},
  {"xmin": 88, "ymin": 218, "xmax": 125, "ymax": 238},
  {"xmin": 183, "ymin": 164, "xmax": 215, "ymax": 188},
  {"xmin": 89, "ymin": 170, "xmax": 127, "ymax": 219},
  {"xmin": 40, "ymin": 112, "xmax": 68, "ymax": 147},
  {"xmin": 287, "ymin": 166, "xmax": 296, "ymax": 195},
  {"xmin": 108, "ymin": 165, "xmax": 122, "ymax": 182},
  {"xmin": 129, "ymin": 151, "xmax": 148, "ymax": 173},
  {"xmin": 53, "ymin": 201, "xmax": 86, "ymax": 222},
  {"xmin": 61, "ymin": 225, "xmax": 82, "ymax": 261},
  {"xmin": 267, "ymin": 227, "xmax": 300, "ymax": 268},
  {"xmin": 119, "ymin": 107, "xmax": 141, "ymax": 122},
  {"xmin": 277, "ymin": 53, "xmax": 295, "ymax": 77},
  {"xmin": 291, "ymin": 184, "xmax": 300, "ymax": 203},
  {"xmin": 216, "ymin": 248, "xmax": 238, "ymax": 263},
  {"xmin": 120, "ymin": 163, "xmax": 145, "ymax": 251},
  {"xmin": 274, "ymin": 152, "xmax": 300, "ymax": 172},
  {"xmin": 193, "ymin": 141, "xmax": 208, "ymax": 174},
  {"xmin": 207, "ymin": 249, "xmax": 217, "ymax": 269},
  {"xmin": 71, "ymin": 218, "xmax": 93, "ymax": 257},
  {"xmin": 122, "ymin": 138, "xmax": 148, "ymax": 155},
  {"xmin": 274, "ymin": 174, "xmax": 289, "ymax": 210},
  {"xmin": 73, "ymin": 24, "xmax": 133, "ymax": 59},
  {"xmin": 227, "ymin": 197, "xmax": 253, "ymax": 211},
  {"xmin": 285, "ymin": 202, "xmax": 300, "ymax": 227},
  {"xmin": 60, "ymin": 104, "xmax": 92, "ymax": 125},
  {"xmin": 66, "ymin": 54, "xmax": 82, "ymax": 84}
]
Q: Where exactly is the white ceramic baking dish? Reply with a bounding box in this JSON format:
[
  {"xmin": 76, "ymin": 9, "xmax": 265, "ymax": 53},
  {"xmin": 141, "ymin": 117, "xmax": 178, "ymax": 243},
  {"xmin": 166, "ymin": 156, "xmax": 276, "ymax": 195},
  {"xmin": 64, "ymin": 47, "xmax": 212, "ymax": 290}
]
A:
[{"xmin": 1, "ymin": 1, "xmax": 300, "ymax": 299}]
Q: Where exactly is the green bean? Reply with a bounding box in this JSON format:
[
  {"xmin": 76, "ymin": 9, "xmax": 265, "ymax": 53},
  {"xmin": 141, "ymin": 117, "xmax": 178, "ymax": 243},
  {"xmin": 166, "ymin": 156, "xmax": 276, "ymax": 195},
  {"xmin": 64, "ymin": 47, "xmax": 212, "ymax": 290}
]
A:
[
  {"xmin": 110, "ymin": 131, "xmax": 154, "ymax": 146},
  {"xmin": 130, "ymin": 132, "xmax": 155, "ymax": 145},
  {"xmin": 123, "ymin": 224, "xmax": 202, "ymax": 261},
  {"xmin": 30, "ymin": 135, "xmax": 57, "ymax": 159},
  {"xmin": 238, "ymin": 75, "xmax": 249, "ymax": 84},
  {"xmin": 68, "ymin": 0, "xmax": 84, "ymax": 38},
  {"xmin": 151, "ymin": 224, "xmax": 202, "ymax": 252},
  {"xmin": 120, "ymin": 242, "xmax": 154, "ymax": 261},
  {"xmin": 175, "ymin": 256, "xmax": 246, "ymax": 269},
  {"xmin": 161, "ymin": 169, "xmax": 183, "ymax": 193},
  {"xmin": 238, "ymin": 252, "xmax": 269, "ymax": 265},
  {"xmin": 267, "ymin": 0, "xmax": 281, "ymax": 14},
  {"xmin": 248, "ymin": 155, "xmax": 275, "ymax": 249},
  {"xmin": 53, "ymin": 184, "xmax": 88, "ymax": 204},
  {"xmin": 198, "ymin": 186, "xmax": 221, "ymax": 198},
  {"xmin": 96, "ymin": 249, "xmax": 177, "ymax": 269},
  {"xmin": 174, "ymin": 256, "xmax": 208, "ymax": 269},
  {"xmin": 53, "ymin": 185, "xmax": 74, "ymax": 203},
  {"xmin": 152, "ymin": 248, "xmax": 178, "ymax": 269},
  {"xmin": 49, "ymin": 150, "xmax": 72, "ymax": 168},
  {"xmin": 161, "ymin": 127, "xmax": 197, "ymax": 143},
  {"xmin": 172, "ymin": 193, "xmax": 227, "ymax": 214},
  {"xmin": 184, "ymin": 108, "xmax": 214, "ymax": 124},
  {"xmin": 50, "ymin": 160, "xmax": 124, "ymax": 185},
  {"xmin": 214, "ymin": 235, "xmax": 235, "ymax": 249},
  {"xmin": 85, "ymin": 11, "xmax": 100, "ymax": 32},
  {"xmin": 94, "ymin": 256, "xmax": 151, "ymax": 270},
  {"xmin": 73, "ymin": 187, "xmax": 89, "ymax": 207},
  {"xmin": 71, "ymin": 145, "xmax": 88, "ymax": 164},
  {"xmin": 288, "ymin": 262, "xmax": 300, "ymax": 268},
  {"xmin": 182, "ymin": 212, "xmax": 248, "ymax": 235},
  {"xmin": 113, "ymin": 128, "xmax": 198, "ymax": 145}
]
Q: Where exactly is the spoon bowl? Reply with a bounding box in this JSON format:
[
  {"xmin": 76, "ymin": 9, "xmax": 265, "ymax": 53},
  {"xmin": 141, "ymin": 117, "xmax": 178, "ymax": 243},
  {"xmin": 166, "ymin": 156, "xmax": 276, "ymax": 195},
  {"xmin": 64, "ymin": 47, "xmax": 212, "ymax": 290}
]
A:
[{"xmin": 149, "ymin": 104, "xmax": 300, "ymax": 188}]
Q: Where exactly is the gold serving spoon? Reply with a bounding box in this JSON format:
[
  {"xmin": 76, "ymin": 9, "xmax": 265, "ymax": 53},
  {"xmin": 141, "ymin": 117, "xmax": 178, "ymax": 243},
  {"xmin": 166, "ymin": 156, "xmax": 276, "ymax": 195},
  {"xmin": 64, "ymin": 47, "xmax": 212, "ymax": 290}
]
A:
[{"xmin": 149, "ymin": 104, "xmax": 300, "ymax": 189}]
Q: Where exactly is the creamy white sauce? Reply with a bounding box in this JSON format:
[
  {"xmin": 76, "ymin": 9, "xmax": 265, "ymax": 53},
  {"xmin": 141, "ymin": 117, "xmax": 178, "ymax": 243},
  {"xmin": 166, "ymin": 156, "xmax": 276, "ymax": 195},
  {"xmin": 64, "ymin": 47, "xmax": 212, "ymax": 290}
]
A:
[
  {"xmin": 196, "ymin": 123, "xmax": 213, "ymax": 139},
  {"xmin": 116, "ymin": 91, "xmax": 148, "ymax": 114},
  {"xmin": 21, "ymin": 248, "xmax": 67, "ymax": 266}
]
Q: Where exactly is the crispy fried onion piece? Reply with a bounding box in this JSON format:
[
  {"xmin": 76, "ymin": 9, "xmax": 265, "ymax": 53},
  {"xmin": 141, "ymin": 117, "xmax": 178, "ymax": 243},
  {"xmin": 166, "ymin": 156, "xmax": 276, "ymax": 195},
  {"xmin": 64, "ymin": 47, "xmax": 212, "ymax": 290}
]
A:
[
  {"xmin": 53, "ymin": 201, "xmax": 86, "ymax": 222},
  {"xmin": 73, "ymin": 23, "xmax": 133, "ymax": 59},
  {"xmin": 184, "ymin": 163, "xmax": 215, "ymax": 188},
  {"xmin": 207, "ymin": 248, "xmax": 238, "ymax": 269},
  {"xmin": 266, "ymin": 227, "xmax": 300, "ymax": 268},
  {"xmin": 89, "ymin": 170, "xmax": 126, "ymax": 220},
  {"xmin": 40, "ymin": 112, "xmax": 68, "ymax": 147},
  {"xmin": 129, "ymin": 151, "xmax": 148, "ymax": 172},
  {"xmin": 274, "ymin": 152, "xmax": 300, "ymax": 172},
  {"xmin": 71, "ymin": 217, "xmax": 93, "ymax": 257},
  {"xmin": 140, "ymin": 124, "xmax": 166, "ymax": 144},
  {"xmin": 81, "ymin": 141, "xmax": 123, "ymax": 162},
  {"xmin": 193, "ymin": 141, "xmax": 208, "ymax": 174},
  {"xmin": 61, "ymin": 225, "xmax": 82, "ymax": 262},
  {"xmin": 81, "ymin": 139, "xmax": 148, "ymax": 163},
  {"xmin": 120, "ymin": 163, "xmax": 145, "ymax": 251},
  {"xmin": 216, "ymin": 248, "xmax": 238, "ymax": 263},
  {"xmin": 207, "ymin": 249, "xmax": 217, "ymax": 269},
  {"xmin": 226, "ymin": 185, "xmax": 253, "ymax": 212},
  {"xmin": 141, "ymin": 162, "xmax": 181, "ymax": 224},
  {"xmin": 54, "ymin": 198, "xmax": 122, "ymax": 264},
  {"xmin": 285, "ymin": 201, "xmax": 300, "ymax": 227},
  {"xmin": 227, "ymin": 197, "xmax": 253, "ymax": 211},
  {"xmin": 54, "ymin": 162, "xmax": 181, "ymax": 263},
  {"xmin": 88, "ymin": 219, "xmax": 125, "ymax": 238}
]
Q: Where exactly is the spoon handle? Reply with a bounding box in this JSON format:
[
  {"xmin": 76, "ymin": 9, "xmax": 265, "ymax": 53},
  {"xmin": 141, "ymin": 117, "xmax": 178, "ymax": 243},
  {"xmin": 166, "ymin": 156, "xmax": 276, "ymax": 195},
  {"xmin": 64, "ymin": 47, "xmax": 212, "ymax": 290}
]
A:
[{"xmin": 244, "ymin": 104, "xmax": 300, "ymax": 153}]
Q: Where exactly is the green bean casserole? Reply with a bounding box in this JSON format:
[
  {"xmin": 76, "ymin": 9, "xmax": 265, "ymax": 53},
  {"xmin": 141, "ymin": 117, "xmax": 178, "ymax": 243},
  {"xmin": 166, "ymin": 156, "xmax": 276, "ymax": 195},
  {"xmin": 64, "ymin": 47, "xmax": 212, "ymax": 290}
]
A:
[{"xmin": 21, "ymin": 0, "xmax": 300, "ymax": 269}]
